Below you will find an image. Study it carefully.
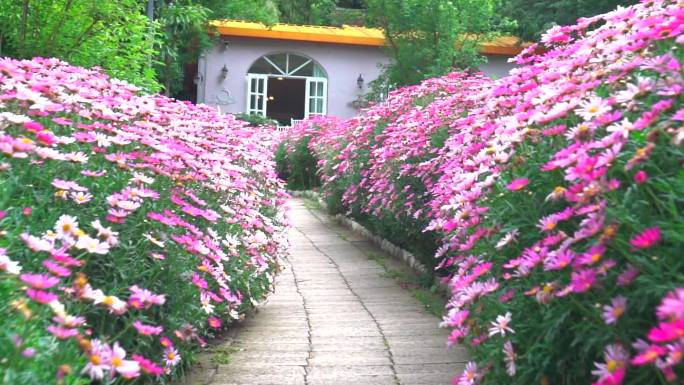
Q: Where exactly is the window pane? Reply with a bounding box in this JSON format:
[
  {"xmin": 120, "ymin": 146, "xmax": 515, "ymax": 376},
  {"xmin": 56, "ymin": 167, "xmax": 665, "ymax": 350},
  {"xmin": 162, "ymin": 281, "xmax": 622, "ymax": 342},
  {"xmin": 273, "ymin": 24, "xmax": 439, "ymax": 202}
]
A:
[
  {"xmin": 317, "ymin": 99, "xmax": 323, "ymax": 112},
  {"xmin": 249, "ymin": 58, "xmax": 275, "ymax": 74},
  {"xmin": 317, "ymin": 83, "xmax": 324, "ymax": 97},
  {"xmin": 250, "ymin": 95, "xmax": 255, "ymax": 109},
  {"xmin": 288, "ymin": 55, "xmax": 310, "ymax": 75},
  {"xmin": 309, "ymin": 82, "xmax": 315, "ymax": 95},
  {"xmin": 267, "ymin": 53, "xmax": 287, "ymax": 74}
]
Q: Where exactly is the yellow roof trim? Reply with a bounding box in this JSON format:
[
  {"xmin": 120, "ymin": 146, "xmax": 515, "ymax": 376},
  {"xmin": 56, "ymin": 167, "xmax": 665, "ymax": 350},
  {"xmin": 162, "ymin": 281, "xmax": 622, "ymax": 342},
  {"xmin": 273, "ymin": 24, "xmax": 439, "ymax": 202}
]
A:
[{"xmin": 210, "ymin": 20, "xmax": 528, "ymax": 55}]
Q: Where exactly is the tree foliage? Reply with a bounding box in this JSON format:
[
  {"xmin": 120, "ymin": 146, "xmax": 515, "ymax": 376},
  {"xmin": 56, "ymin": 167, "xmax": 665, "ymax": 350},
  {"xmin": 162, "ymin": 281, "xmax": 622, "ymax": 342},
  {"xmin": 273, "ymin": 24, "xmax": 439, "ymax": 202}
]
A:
[
  {"xmin": 277, "ymin": 0, "xmax": 337, "ymax": 25},
  {"xmin": 499, "ymin": 0, "xmax": 639, "ymax": 41},
  {"xmin": 366, "ymin": 0, "xmax": 508, "ymax": 88},
  {"xmin": 0, "ymin": 0, "xmax": 160, "ymax": 91}
]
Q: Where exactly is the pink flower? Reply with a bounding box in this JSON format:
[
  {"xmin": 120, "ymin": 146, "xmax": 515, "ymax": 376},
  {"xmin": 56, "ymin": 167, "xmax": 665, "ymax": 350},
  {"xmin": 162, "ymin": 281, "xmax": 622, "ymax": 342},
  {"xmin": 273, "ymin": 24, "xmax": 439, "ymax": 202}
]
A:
[
  {"xmin": 629, "ymin": 227, "xmax": 661, "ymax": 250},
  {"xmin": 133, "ymin": 320, "xmax": 164, "ymax": 336},
  {"xmin": 657, "ymin": 288, "xmax": 684, "ymax": 320},
  {"xmin": 23, "ymin": 121, "xmax": 44, "ymax": 132},
  {"xmin": 163, "ymin": 347, "xmax": 181, "ymax": 367},
  {"xmin": 20, "ymin": 273, "xmax": 60, "ymax": 289},
  {"xmin": 111, "ymin": 342, "xmax": 141, "ymax": 379},
  {"xmin": 159, "ymin": 336, "xmax": 173, "ymax": 348},
  {"xmin": 128, "ymin": 285, "xmax": 166, "ymax": 309},
  {"xmin": 646, "ymin": 319, "xmax": 684, "ymax": 343},
  {"xmin": 132, "ymin": 354, "xmax": 164, "ymax": 376},
  {"xmin": 455, "ymin": 361, "xmax": 480, "ymax": 385},
  {"xmin": 22, "ymin": 207, "xmax": 32, "ymax": 216},
  {"xmin": 591, "ymin": 344, "xmax": 628, "ymax": 385},
  {"xmin": 46, "ymin": 325, "xmax": 79, "ymax": 339},
  {"xmin": 26, "ymin": 289, "xmax": 58, "ymax": 304},
  {"xmin": 208, "ymin": 316, "xmax": 222, "ymax": 329},
  {"xmin": 602, "ymin": 296, "xmax": 627, "ymax": 325},
  {"xmin": 82, "ymin": 339, "xmax": 112, "ymax": 380},
  {"xmin": 570, "ymin": 269, "xmax": 597, "ymax": 293},
  {"xmin": 506, "ymin": 178, "xmax": 529, "ymax": 191},
  {"xmin": 616, "ymin": 264, "xmax": 640, "ymax": 286},
  {"xmin": 631, "ymin": 344, "xmax": 667, "ymax": 365},
  {"xmin": 633, "ymin": 170, "xmax": 648, "ymax": 184}
]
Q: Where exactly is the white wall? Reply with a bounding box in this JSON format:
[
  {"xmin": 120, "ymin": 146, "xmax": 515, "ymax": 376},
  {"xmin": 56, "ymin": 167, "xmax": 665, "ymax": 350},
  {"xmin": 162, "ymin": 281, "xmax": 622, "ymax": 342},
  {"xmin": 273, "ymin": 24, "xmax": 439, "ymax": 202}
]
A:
[{"xmin": 198, "ymin": 37, "xmax": 518, "ymax": 119}]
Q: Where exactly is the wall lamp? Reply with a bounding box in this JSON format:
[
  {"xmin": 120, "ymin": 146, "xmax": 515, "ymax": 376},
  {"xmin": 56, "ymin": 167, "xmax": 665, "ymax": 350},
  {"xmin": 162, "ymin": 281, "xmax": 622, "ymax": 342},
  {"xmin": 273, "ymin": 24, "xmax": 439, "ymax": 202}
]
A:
[
  {"xmin": 357, "ymin": 73, "xmax": 364, "ymax": 89},
  {"xmin": 220, "ymin": 65, "xmax": 229, "ymax": 80}
]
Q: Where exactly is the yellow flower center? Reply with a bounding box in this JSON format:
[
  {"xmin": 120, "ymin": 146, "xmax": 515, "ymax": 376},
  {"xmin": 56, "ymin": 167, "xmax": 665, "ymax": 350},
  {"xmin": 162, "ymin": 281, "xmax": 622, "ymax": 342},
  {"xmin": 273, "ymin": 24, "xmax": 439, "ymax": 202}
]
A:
[
  {"xmin": 607, "ymin": 360, "xmax": 617, "ymax": 373},
  {"xmin": 612, "ymin": 307, "xmax": 624, "ymax": 317},
  {"xmin": 545, "ymin": 222, "xmax": 556, "ymax": 230},
  {"xmin": 167, "ymin": 352, "xmax": 176, "ymax": 360},
  {"xmin": 90, "ymin": 355, "xmax": 102, "ymax": 365},
  {"xmin": 112, "ymin": 357, "xmax": 123, "ymax": 367},
  {"xmin": 102, "ymin": 296, "xmax": 115, "ymax": 306},
  {"xmin": 591, "ymin": 253, "xmax": 601, "ymax": 263}
]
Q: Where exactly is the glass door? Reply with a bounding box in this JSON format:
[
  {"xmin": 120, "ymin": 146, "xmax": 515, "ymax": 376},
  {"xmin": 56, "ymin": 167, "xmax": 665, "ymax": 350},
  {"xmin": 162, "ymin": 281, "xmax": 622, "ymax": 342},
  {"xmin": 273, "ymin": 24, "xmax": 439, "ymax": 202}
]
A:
[
  {"xmin": 246, "ymin": 74, "xmax": 268, "ymax": 116},
  {"xmin": 305, "ymin": 77, "xmax": 327, "ymax": 119}
]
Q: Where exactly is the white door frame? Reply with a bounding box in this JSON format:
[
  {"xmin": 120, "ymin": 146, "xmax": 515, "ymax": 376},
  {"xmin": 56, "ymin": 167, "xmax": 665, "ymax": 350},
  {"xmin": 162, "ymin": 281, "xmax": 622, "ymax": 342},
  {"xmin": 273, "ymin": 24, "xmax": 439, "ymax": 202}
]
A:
[
  {"xmin": 305, "ymin": 77, "xmax": 328, "ymax": 119},
  {"xmin": 246, "ymin": 74, "xmax": 268, "ymax": 116},
  {"xmin": 246, "ymin": 74, "xmax": 328, "ymax": 121}
]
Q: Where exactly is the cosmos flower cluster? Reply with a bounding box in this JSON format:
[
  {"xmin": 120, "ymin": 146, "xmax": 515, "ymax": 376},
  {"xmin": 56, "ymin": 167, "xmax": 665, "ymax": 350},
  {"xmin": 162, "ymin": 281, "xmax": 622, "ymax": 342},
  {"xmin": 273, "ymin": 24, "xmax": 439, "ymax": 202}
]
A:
[
  {"xmin": 281, "ymin": 1, "xmax": 683, "ymax": 383},
  {"xmin": 0, "ymin": 57, "xmax": 288, "ymax": 383}
]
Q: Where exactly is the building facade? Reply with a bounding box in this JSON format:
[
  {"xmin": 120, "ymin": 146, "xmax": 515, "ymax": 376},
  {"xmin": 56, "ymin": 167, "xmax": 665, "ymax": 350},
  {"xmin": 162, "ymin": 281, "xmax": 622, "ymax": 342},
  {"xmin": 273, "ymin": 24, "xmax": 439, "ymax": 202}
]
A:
[{"xmin": 197, "ymin": 21, "xmax": 524, "ymax": 124}]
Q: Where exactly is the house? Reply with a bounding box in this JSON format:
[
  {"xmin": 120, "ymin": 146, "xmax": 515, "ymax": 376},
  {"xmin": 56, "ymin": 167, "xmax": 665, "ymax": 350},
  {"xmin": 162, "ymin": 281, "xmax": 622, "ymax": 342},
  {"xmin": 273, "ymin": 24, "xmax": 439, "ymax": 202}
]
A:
[{"xmin": 196, "ymin": 20, "xmax": 525, "ymax": 125}]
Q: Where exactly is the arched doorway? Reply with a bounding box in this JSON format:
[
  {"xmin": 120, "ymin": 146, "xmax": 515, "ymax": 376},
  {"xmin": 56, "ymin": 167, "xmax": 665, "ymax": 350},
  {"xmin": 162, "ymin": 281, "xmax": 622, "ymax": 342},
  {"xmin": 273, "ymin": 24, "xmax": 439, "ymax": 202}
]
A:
[{"xmin": 246, "ymin": 53, "xmax": 327, "ymax": 125}]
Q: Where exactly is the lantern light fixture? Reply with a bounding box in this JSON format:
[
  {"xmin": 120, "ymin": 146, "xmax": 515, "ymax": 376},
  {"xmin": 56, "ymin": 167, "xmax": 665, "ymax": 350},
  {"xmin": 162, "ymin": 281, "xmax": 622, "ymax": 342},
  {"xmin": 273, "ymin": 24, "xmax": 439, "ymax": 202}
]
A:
[
  {"xmin": 357, "ymin": 73, "xmax": 364, "ymax": 89},
  {"xmin": 220, "ymin": 65, "xmax": 229, "ymax": 80}
]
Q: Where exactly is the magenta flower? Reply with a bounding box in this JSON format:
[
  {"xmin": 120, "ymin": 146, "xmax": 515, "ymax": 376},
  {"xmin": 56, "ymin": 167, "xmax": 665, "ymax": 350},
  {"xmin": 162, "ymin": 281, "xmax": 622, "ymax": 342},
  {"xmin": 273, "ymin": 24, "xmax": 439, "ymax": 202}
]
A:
[
  {"xmin": 506, "ymin": 178, "xmax": 529, "ymax": 191},
  {"xmin": 602, "ymin": 296, "xmax": 627, "ymax": 325},
  {"xmin": 133, "ymin": 321, "xmax": 164, "ymax": 336},
  {"xmin": 633, "ymin": 170, "xmax": 648, "ymax": 184},
  {"xmin": 47, "ymin": 325, "xmax": 79, "ymax": 340},
  {"xmin": 646, "ymin": 319, "xmax": 684, "ymax": 343},
  {"xmin": 132, "ymin": 354, "xmax": 164, "ymax": 376},
  {"xmin": 629, "ymin": 227, "xmax": 661, "ymax": 250},
  {"xmin": 19, "ymin": 274, "xmax": 60, "ymax": 289},
  {"xmin": 26, "ymin": 289, "xmax": 58, "ymax": 304},
  {"xmin": 208, "ymin": 316, "xmax": 222, "ymax": 329},
  {"xmin": 631, "ymin": 344, "xmax": 667, "ymax": 365},
  {"xmin": 570, "ymin": 269, "xmax": 597, "ymax": 293}
]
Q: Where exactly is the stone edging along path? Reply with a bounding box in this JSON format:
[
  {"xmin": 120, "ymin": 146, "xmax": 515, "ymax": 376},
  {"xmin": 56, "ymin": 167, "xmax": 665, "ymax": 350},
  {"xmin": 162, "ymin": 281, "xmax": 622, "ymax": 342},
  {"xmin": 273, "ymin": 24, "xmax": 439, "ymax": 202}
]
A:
[{"xmin": 177, "ymin": 198, "xmax": 467, "ymax": 385}]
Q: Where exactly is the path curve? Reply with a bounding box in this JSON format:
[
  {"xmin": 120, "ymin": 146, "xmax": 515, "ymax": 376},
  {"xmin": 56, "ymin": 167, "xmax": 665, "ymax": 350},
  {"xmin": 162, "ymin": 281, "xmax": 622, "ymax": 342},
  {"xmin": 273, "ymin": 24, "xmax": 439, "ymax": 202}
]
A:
[{"xmin": 187, "ymin": 198, "xmax": 468, "ymax": 385}]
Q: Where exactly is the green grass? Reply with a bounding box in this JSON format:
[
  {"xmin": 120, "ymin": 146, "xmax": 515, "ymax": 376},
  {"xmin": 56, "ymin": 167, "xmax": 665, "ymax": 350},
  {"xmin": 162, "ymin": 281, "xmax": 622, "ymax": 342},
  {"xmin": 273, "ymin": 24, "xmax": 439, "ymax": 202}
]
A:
[{"xmin": 209, "ymin": 346, "xmax": 241, "ymax": 365}]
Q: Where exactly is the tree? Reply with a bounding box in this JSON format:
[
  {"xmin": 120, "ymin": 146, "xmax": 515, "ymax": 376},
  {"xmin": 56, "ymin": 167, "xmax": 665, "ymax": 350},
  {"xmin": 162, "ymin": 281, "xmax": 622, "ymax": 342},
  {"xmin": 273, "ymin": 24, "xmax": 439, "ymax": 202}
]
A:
[
  {"xmin": 199, "ymin": 0, "xmax": 279, "ymax": 24},
  {"xmin": 499, "ymin": 0, "xmax": 639, "ymax": 41},
  {"xmin": 366, "ymin": 0, "xmax": 508, "ymax": 88},
  {"xmin": 0, "ymin": 0, "xmax": 159, "ymax": 91},
  {"xmin": 277, "ymin": 0, "xmax": 336, "ymax": 25}
]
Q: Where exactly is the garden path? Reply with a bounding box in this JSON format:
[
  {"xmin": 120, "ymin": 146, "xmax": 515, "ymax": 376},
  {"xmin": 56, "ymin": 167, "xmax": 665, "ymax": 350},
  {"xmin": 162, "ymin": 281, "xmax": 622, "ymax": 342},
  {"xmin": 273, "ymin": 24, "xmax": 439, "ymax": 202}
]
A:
[{"xmin": 181, "ymin": 198, "xmax": 468, "ymax": 385}]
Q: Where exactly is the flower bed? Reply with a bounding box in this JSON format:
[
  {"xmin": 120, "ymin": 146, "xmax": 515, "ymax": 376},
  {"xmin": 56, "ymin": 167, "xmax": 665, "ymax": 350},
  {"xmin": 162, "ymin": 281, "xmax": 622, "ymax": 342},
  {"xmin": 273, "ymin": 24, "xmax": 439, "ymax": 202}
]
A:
[
  {"xmin": 278, "ymin": 1, "xmax": 683, "ymax": 383},
  {"xmin": 0, "ymin": 57, "xmax": 289, "ymax": 384}
]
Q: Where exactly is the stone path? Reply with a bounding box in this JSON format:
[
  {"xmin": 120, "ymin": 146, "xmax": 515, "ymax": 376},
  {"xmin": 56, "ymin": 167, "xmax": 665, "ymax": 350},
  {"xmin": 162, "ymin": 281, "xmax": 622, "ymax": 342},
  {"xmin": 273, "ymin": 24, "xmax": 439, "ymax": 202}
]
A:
[{"xmin": 181, "ymin": 198, "xmax": 468, "ymax": 385}]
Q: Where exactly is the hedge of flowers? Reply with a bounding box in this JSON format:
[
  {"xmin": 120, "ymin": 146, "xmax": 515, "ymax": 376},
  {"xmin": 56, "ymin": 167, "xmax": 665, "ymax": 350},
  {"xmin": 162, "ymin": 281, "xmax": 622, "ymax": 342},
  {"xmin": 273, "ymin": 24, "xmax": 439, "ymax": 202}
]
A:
[
  {"xmin": 278, "ymin": 1, "xmax": 683, "ymax": 384},
  {"xmin": 0, "ymin": 57, "xmax": 289, "ymax": 384}
]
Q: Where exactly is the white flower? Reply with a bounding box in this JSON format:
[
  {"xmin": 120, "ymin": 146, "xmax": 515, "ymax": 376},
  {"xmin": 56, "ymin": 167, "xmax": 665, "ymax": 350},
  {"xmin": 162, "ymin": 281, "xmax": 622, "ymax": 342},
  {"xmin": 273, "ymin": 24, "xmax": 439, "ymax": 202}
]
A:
[
  {"xmin": 0, "ymin": 252, "xmax": 22, "ymax": 275},
  {"xmin": 66, "ymin": 151, "xmax": 89, "ymax": 163},
  {"xmin": 71, "ymin": 191, "xmax": 93, "ymax": 205},
  {"xmin": 76, "ymin": 235, "xmax": 110, "ymax": 254},
  {"xmin": 495, "ymin": 230, "xmax": 519, "ymax": 250},
  {"xmin": 488, "ymin": 312, "xmax": 515, "ymax": 337},
  {"xmin": 55, "ymin": 215, "xmax": 79, "ymax": 239},
  {"xmin": 131, "ymin": 172, "xmax": 154, "ymax": 185},
  {"xmin": 575, "ymin": 96, "xmax": 611, "ymax": 121}
]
